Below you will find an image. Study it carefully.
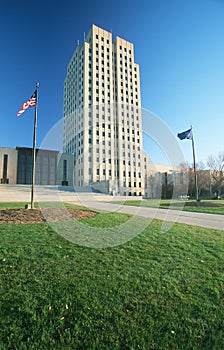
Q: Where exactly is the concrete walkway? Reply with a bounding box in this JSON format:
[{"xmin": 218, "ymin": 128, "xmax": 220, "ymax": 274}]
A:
[
  {"xmin": 83, "ymin": 201, "xmax": 224, "ymax": 231},
  {"xmin": 0, "ymin": 185, "xmax": 223, "ymax": 231}
]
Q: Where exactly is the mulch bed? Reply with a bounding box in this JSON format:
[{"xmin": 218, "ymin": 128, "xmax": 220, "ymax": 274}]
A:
[{"xmin": 0, "ymin": 208, "xmax": 96, "ymax": 224}]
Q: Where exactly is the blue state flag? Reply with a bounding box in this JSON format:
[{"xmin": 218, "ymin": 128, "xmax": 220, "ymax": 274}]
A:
[{"xmin": 177, "ymin": 128, "xmax": 193, "ymax": 140}]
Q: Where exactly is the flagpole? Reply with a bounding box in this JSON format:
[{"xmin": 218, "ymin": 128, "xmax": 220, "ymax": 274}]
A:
[
  {"xmin": 31, "ymin": 82, "xmax": 39, "ymax": 209},
  {"xmin": 191, "ymin": 126, "xmax": 199, "ymax": 201}
]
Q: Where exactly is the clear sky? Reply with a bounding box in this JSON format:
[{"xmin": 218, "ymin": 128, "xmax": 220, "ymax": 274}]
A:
[{"xmin": 1, "ymin": 0, "xmax": 224, "ymax": 166}]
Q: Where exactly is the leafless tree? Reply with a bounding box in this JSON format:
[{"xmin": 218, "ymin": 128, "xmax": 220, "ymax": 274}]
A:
[
  {"xmin": 207, "ymin": 152, "xmax": 224, "ymax": 197},
  {"xmin": 179, "ymin": 161, "xmax": 211, "ymax": 197},
  {"xmin": 196, "ymin": 161, "xmax": 211, "ymax": 197}
]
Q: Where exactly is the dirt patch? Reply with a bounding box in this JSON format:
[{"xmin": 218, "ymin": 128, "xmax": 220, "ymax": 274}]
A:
[{"xmin": 0, "ymin": 208, "xmax": 96, "ymax": 224}]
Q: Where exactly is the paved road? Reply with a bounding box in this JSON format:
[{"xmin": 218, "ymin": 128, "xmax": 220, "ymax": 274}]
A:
[{"xmin": 0, "ymin": 185, "xmax": 223, "ymax": 231}]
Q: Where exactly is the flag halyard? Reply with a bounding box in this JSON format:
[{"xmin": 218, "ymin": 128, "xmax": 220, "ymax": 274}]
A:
[{"xmin": 16, "ymin": 90, "xmax": 37, "ymax": 117}]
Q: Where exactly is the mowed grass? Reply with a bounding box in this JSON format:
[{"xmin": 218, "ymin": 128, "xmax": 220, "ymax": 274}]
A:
[
  {"xmin": 0, "ymin": 202, "xmax": 90, "ymax": 210},
  {"xmin": 0, "ymin": 204, "xmax": 224, "ymax": 349},
  {"xmin": 115, "ymin": 199, "xmax": 224, "ymax": 215}
]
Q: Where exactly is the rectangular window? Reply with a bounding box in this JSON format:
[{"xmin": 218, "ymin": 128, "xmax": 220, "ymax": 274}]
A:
[
  {"xmin": 3, "ymin": 154, "xmax": 8, "ymax": 180},
  {"xmin": 63, "ymin": 159, "xmax": 67, "ymax": 181}
]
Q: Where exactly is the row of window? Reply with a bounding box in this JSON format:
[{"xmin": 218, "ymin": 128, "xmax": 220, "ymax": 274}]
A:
[
  {"xmin": 93, "ymin": 96, "xmax": 138, "ymax": 105},
  {"xmin": 90, "ymin": 118, "xmax": 139, "ymax": 126},
  {"xmin": 123, "ymin": 192, "xmax": 142, "ymax": 196},
  {"xmin": 116, "ymin": 74, "xmax": 138, "ymax": 82},
  {"xmin": 64, "ymin": 111, "xmax": 140, "ymax": 125},
  {"xmin": 118, "ymin": 45, "xmax": 132, "ymax": 54},
  {"xmin": 93, "ymin": 149, "xmax": 141, "ymax": 159},
  {"xmin": 88, "ymin": 138, "xmax": 140, "ymax": 149},
  {"xmin": 89, "ymin": 85, "xmax": 138, "ymax": 96},
  {"xmin": 66, "ymin": 139, "xmax": 141, "ymax": 154},
  {"xmin": 64, "ymin": 115, "xmax": 140, "ymax": 128},
  {"xmin": 92, "ymin": 44, "xmax": 110, "ymax": 52},
  {"xmin": 95, "ymin": 34, "xmax": 132, "ymax": 53},
  {"xmin": 91, "ymin": 46, "xmax": 135, "ymax": 67},
  {"xmin": 119, "ymin": 97, "xmax": 139, "ymax": 105},
  {"xmin": 92, "ymin": 158, "xmax": 142, "ymax": 168},
  {"xmin": 89, "ymin": 104, "xmax": 139, "ymax": 112},
  {"xmin": 95, "ymin": 34, "xmax": 110, "ymax": 44},
  {"xmin": 67, "ymin": 54, "xmax": 137, "ymax": 73},
  {"xmin": 64, "ymin": 101, "xmax": 141, "ymax": 116},
  {"xmin": 68, "ymin": 41, "xmax": 134, "ymax": 66},
  {"xmin": 89, "ymin": 115, "xmax": 112, "ymax": 123},
  {"xmin": 90, "ymin": 62, "xmax": 137, "ymax": 78},
  {"xmin": 120, "ymin": 91, "xmax": 138, "ymax": 99}
]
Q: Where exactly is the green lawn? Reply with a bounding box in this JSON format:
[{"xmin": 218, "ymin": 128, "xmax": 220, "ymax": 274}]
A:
[
  {"xmin": 114, "ymin": 199, "xmax": 224, "ymax": 215},
  {"xmin": 0, "ymin": 202, "xmax": 29, "ymax": 209},
  {"xmin": 0, "ymin": 201, "xmax": 94, "ymax": 212},
  {"xmin": 0, "ymin": 203, "xmax": 223, "ymax": 349}
]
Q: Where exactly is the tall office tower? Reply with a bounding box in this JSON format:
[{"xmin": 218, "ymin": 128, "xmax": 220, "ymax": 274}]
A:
[{"xmin": 63, "ymin": 24, "xmax": 145, "ymax": 196}]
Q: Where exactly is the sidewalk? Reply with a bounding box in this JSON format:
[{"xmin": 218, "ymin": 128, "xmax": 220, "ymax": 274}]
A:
[
  {"xmin": 82, "ymin": 201, "xmax": 224, "ymax": 231},
  {"xmin": 0, "ymin": 185, "xmax": 223, "ymax": 231}
]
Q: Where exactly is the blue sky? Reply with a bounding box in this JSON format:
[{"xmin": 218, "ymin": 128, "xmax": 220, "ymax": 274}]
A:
[{"xmin": 1, "ymin": 0, "xmax": 224, "ymax": 166}]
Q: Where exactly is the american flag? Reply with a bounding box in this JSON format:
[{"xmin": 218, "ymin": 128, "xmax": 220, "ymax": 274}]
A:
[{"xmin": 17, "ymin": 90, "xmax": 37, "ymax": 117}]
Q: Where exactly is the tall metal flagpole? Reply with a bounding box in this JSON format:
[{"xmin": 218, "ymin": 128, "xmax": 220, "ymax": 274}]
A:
[
  {"xmin": 191, "ymin": 126, "xmax": 199, "ymax": 201},
  {"xmin": 31, "ymin": 82, "xmax": 39, "ymax": 209}
]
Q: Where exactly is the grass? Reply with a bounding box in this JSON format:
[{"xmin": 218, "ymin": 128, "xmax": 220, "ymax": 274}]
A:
[
  {"xmin": 0, "ymin": 202, "xmax": 29, "ymax": 209},
  {"xmin": 114, "ymin": 199, "xmax": 224, "ymax": 215},
  {"xmin": 0, "ymin": 201, "xmax": 93, "ymax": 211},
  {"xmin": 0, "ymin": 203, "xmax": 224, "ymax": 349}
]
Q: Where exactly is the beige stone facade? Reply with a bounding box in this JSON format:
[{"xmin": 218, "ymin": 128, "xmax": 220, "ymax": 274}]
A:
[
  {"xmin": 0, "ymin": 147, "xmax": 18, "ymax": 184},
  {"xmin": 63, "ymin": 24, "xmax": 145, "ymax": 196},
  {"xmin": 0, "ymin": 147, "xmax": 74, "ymax": 187},
  {"xmin": 144, "ymin": 158, "xmax": 189, "ymax": 198}
]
